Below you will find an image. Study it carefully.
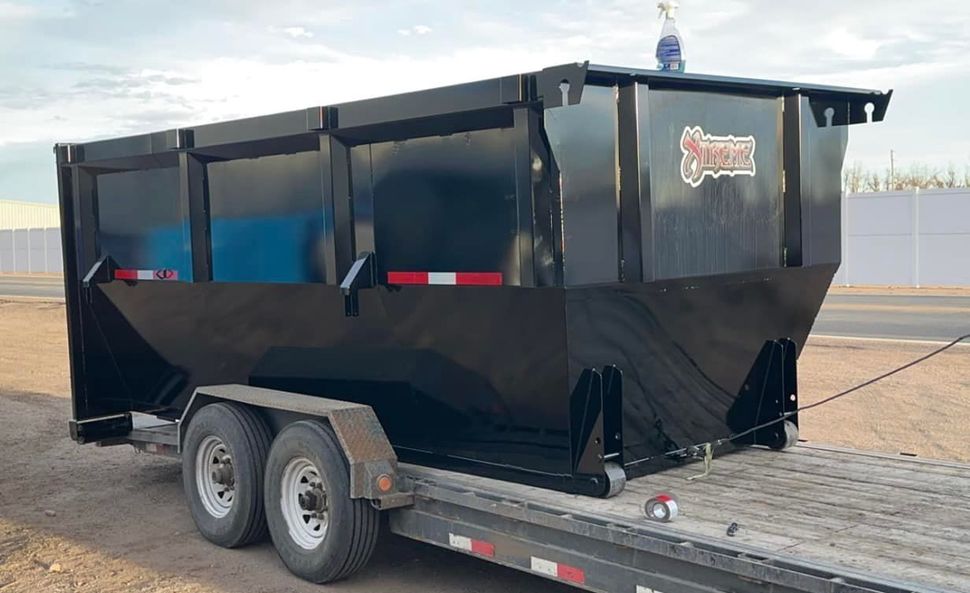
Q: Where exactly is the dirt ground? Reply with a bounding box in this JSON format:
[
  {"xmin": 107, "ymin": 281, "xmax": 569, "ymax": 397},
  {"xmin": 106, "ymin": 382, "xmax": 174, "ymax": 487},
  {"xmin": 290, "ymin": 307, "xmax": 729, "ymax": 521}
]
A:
[{"xmin": 0, "ymin": 299, "xmax": 968, "ymax": 593}]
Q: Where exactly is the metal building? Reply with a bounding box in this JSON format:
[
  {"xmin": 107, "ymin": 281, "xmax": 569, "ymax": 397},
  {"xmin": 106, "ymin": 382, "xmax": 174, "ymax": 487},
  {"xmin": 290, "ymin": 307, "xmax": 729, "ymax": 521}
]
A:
[
  {"xmin": 0, "ymin": 199, "xmax": 60, "ymax": 229},
  {"xmin": 0, "ymin": 199, "xmax": 63, "ymax": 274}
]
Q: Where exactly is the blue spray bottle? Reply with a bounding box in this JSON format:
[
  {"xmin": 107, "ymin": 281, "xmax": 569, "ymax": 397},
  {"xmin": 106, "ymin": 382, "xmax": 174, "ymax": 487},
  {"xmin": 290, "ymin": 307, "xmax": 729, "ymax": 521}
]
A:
[{"xmin": 656, "ymin": 1, "xmax": 686, "ymax": 72}]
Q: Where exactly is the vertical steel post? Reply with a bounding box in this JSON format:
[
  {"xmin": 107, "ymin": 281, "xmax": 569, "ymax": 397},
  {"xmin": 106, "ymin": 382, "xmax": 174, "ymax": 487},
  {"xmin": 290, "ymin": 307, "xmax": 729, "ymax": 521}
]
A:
[
  {"xmin": 617, "ymin": 84, "xmax": 644, "ymax": 282},
  {"xmin": 513, "ymin": 107, "xmax": 537, "ymax": 287},
  {"xmin": 325, "ymin": 135, "xmax": 356, "ymax": 282},
  {"xmin": 318, "ymin": 136, "xmax": 337, "ymax": 283},
  {"xmin": 70, "ymin": 166, "xmax": 99, "ymax": 276},
  {"xmin": 178, "ymin": 152, "xmax": 212, "ymax": 282},
  {"xmin": 635, "ymin": 84, "xmax": 655, "ymax": 282},
  {"xmin": 782, "ymin": 95, "xmax": 804, "ymax": 267},
  {"xmin": 55, "ymin": 155, "xmax": 86, "ymax": 420}
]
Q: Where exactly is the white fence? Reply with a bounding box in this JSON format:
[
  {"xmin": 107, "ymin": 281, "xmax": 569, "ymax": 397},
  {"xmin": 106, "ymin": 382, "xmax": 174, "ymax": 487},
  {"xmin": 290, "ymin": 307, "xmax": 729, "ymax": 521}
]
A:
[
  {"xmin": 0, "ymin": 228, "xmax": 63, "ymax": 274},
  {"xmin": 835, "ymin": 189, "xmax": 970, "ymax": 287}
]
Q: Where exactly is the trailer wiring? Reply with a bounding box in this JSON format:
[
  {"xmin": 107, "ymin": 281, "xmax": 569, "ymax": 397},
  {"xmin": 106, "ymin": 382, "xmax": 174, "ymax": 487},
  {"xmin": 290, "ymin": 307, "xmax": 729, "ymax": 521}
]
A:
[{"xmin": 626, "ymin": 332, "xmax": 970, "ymax": 468}]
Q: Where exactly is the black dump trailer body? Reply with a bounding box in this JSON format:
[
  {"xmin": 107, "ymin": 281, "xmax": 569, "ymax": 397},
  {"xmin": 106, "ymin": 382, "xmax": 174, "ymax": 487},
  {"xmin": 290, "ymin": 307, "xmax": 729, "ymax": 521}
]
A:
[{"xmin": 56, "ymin": 62, "xmax": 890, "ymax": 496}]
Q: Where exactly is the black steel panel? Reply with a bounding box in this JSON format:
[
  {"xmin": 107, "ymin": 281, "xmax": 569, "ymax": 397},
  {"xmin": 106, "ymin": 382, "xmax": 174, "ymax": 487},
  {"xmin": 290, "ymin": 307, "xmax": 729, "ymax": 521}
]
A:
[
  {"xmin": 546, "ymin": 84, "xmax": 619, "ymax": 285},
  {"xmin": 798, "ymin": 96, "xmax": 847, "ymax": 267},
  {"xmin": 190, "ymin": 109, "xmax": 309, "ymax": 148},
  {"xmin": 333, "ymin": 76, "xmax": 522, "ymax": 130},
  {"xmin": 207, "ymin": 151, "xmax": 327, "ymax": 283},
  {"xmin": 363, "ymin": 128, "xmax": 520, "ymax": 283},
  {"xmin": 646, "ymin": 90, "xmax": 783, "ymax": 279},
  {"xmin": 80, "ymin": 131, "xmax": 170, "ymax": 163},
  {"xmin": 96, "ymin": 167, "xmax": 191, "ymax": 280}
]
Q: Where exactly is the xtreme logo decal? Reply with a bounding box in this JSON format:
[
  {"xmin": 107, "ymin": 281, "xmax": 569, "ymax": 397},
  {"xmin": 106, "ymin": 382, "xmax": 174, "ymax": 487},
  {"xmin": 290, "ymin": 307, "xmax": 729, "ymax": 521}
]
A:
[{"xmin": 679, "ymin": 126, "xmax": 757, "ymax": 188}]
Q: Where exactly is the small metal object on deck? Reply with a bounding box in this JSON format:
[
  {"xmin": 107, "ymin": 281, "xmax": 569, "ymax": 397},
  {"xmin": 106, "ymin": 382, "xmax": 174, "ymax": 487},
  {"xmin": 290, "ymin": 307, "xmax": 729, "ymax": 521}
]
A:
[
  {"xmin": 727, "ymin": 522, "xmax": 740, "ymax": 537},
  {"xmin": 644, "ymin": 493, "xmax": 679, "ymax": 522}
]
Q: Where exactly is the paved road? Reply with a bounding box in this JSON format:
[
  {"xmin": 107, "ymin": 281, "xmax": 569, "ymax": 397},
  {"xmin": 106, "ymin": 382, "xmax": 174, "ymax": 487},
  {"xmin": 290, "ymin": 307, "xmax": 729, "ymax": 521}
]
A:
[
  {"xmin": 0, "ymin": 275, "xmax": 64, "ymax": 299},
  {"xmin": 813, "ymin": 293, "xmax": 970, "ymax": 342},
  {"xmin": 2, "ymin": 276, "xmax": 968, "ymax": 342}
]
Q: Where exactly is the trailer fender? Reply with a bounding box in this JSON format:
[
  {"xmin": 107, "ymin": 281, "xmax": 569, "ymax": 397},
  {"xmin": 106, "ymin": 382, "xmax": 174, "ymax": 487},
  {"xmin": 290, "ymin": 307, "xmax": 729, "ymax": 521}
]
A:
[{"xmin": 179, "ymin": 384, "xmax": 412, "ymax": 509}]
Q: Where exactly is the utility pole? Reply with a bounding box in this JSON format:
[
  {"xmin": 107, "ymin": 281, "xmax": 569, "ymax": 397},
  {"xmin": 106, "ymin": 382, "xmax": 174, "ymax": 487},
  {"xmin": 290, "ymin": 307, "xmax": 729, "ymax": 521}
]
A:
[{"xmin": 889, "ymin": 149, "xmax": 896, "ymax": 190}]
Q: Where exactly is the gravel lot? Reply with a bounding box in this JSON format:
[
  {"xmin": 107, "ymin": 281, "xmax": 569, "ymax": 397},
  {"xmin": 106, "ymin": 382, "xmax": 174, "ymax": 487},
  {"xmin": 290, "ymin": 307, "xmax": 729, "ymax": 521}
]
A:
[{"xmin": 1, "ymin": 300, "xmax": 967, "ymax": 593}]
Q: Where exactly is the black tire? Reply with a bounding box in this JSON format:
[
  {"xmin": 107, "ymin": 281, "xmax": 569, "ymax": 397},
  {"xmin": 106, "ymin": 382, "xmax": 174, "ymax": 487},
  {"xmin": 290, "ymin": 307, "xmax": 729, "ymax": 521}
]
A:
[
  {"xmin": 181, "ymin": 402, "xmax": 272, "ymax": 548},
  {"xmin": 768, "ymin": 420, "xmax": 800, "ymax": 451},
  {"xmin": 264, "ymin": 420, "xmax": 379, "ymax": 584}
]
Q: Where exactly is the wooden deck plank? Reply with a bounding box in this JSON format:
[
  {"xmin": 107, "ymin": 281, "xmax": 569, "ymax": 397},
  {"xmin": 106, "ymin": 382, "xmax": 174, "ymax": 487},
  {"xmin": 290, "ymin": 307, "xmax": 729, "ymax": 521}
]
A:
[
  {"xmin": 663, "ymin": 460, "xmax": 970, "ymax": 514},
  {"xmin": 401, "ymin": 445, "xmax": 970, "ymax": 592},
  {"xmin": 624, "ymin": 472, "xmax": 970, "ymax": 546},
  {"xmin": 722, "ymin": 449, "xmax": 970, "ymax": 496},
  {"xmin": 780, "ymin": 532, "xmax": 970, "ymax": 591}
]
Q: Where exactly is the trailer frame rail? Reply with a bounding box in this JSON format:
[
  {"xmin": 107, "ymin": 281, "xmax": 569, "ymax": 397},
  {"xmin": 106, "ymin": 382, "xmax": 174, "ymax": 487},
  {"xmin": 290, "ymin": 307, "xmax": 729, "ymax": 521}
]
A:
[{"xmin": 392, "ymin": 465, "xmax": 944, "ymax": 593}]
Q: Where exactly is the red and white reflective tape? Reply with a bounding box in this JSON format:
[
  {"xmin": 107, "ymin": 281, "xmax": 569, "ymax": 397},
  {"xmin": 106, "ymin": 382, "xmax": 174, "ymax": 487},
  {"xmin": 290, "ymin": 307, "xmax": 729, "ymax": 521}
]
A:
[
  {"xmin": 386, "ymin": 271, "xmax": 503, "ymax": 286},
  {"xmin": 448, "ymin": 533, "xmax": 495, "ymax": 558},
  {"xmin": 530, "ymin": 556, "xmax": 585, "ymax": 584},
  {"xmin": 637, "ymin": 586, "xmax": 665, "ymax": 593},
  {"xmin": 114, "ymin": 268, "xmax": 179, "ymax": 281}
]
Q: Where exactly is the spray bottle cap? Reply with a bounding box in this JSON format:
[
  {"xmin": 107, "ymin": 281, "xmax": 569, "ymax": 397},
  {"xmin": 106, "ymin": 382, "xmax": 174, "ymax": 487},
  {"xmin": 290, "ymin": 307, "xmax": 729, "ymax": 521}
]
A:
[{"xmin": 658, "ymin": 0, "xmax": 679, "ymax": 19}]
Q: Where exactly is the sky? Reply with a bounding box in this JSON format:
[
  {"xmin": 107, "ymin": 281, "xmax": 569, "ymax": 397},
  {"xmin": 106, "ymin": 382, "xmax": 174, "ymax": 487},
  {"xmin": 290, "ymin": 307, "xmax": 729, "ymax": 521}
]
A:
[{"xmin": 1, "ymin": 0, "xmax": 969, "ymax": 203}]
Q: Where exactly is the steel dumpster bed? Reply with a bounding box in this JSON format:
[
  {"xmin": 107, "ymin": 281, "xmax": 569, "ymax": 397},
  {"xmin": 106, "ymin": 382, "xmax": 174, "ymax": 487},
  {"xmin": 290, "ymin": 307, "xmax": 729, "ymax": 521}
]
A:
[{"xmin": 58, "ymin": 62, "xmax": 892, "ymax": 496}]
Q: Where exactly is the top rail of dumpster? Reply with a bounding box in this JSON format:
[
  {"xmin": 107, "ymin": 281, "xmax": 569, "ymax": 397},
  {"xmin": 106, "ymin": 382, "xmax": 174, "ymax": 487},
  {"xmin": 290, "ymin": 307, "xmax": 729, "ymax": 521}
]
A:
[{"xmin": 55, "ymin": 62, "xmax": 891, "ymax": 166}]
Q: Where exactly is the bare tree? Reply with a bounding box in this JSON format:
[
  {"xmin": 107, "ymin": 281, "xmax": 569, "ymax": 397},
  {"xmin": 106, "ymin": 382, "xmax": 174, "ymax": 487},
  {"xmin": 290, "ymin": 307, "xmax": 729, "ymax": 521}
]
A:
[
  {"xmin": 864, "ymin": 170, "xmax": 883, "ymax": 192},
  {"xmin": 896, "ymin": 163, "xmax": 939, "ymax": 190},
  {"xmin": 943, "ymin": 162, "xmax": 959, "ymax": 188},
  {"xmin": 885, "ymin": 167, "xmax": 898, "ymax": 191},
  {"xmin": 842, "ymin": 162, "xmax": 866, "ymax": 193},
  {"xmin": 839, "ymin": 162, "xmax": 969, "ymax": 192}
]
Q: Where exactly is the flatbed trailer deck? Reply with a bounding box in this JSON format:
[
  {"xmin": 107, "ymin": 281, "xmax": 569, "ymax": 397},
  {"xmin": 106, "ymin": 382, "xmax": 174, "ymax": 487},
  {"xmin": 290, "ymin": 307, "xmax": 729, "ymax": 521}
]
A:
[{"xmin": 116, "ymin": 414, "xmax": 970, "ymax": 593}]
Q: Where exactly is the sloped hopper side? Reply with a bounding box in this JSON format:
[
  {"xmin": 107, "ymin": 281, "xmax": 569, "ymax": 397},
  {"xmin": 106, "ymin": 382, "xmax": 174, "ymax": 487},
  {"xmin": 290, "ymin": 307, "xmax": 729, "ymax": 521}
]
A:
[{"xmin": 565, "ymin": 264, "xmax": 835, "ymax": 479}]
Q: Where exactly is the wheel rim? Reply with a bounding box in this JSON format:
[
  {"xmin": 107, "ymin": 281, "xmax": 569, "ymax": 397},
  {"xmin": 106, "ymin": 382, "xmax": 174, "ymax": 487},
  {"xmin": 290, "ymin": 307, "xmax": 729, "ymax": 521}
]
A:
[
  {"xmin": 195, "ymin": 435, "xmax": 235, "ymax": 518},
  {"xmin": 280, "ymin": 457, "xmax": 329, "ymax": 550}
]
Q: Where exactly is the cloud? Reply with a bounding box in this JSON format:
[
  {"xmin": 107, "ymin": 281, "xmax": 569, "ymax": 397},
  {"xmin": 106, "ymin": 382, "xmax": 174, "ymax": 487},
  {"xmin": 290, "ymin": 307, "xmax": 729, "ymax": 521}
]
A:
[
  {"xmin": 269, "ymin": 25, "xmax": 314, "ymax": 39},
  {"xmin": 397, "ymin": 24, "xmax": 433, "ymax": 36},
  {"xmin": 0, "ymin": 1, "xmax": 37, "ymax": 20},
  {"xmin": 0, "ymin": 0, "xmax": 76, "ymax": 22},
  {"xmin": 824, "ymin": 28, "xmax": 887, "ymax": 61}
]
